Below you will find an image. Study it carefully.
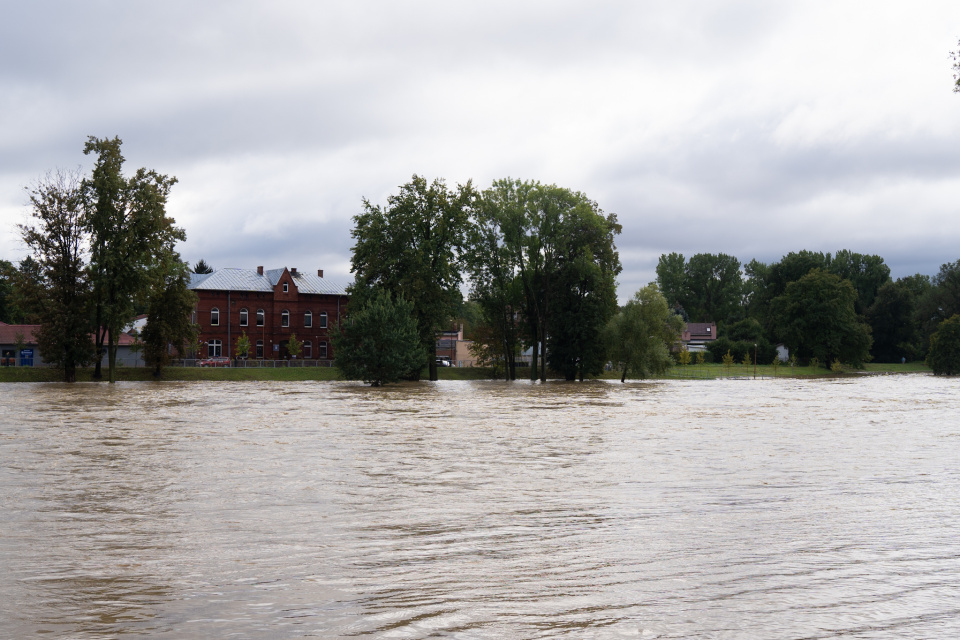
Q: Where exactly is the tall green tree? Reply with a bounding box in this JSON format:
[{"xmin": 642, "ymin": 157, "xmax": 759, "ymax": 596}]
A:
[
  {"xmin": 192, "ymin": 259, "xmax": 213, "ymax": 274},
  {"xmin": 350, "ymin": 175, "xmax": 474, "ymax": 381},
  {"xmin": 332, "ymin": 289, "xmax": 427, "ymax": 386},
  {"xmin": 141, "ymin": 256, "xmax": 198, "ymax": 377},
  {"xmin": 773, "ymin": 269, "xmax": 872, "ymax": 367},
  {"xmin": 17, "ymin": 169, "xmax": 94, "ymax": 382},
  {"xmin": 546, "ymin": 198, "xmax": 621, "ymax": 381},
  {"xmin": 83, "ymin": 136, "xmax": 183, "ymax": 383},
  {"xmin": 926, "ymin": 314, "xmax": 960, "ymax": 375},
  {"xmin": 828, "ymin": 250, "xmax": 890, "ymax": 314},
  {"xmin": 683, "ymin": 253, "xmax": 743, "ymax": 324},
  {"xmin": 603, "ymin": 283, "xmax": 684, "ymax": 382},
  {"xmin": 866, "ymin": 280, "xmax": 921, "ymax": 362},
  {"xmin": 655, "ymin": 252, "xmax": 687, "ymax": 308},
  {"xmin": 463, "ymin": 182, "xmax": 525, "ymax": 379},
  {"xmin": 473, "ymin": 179, "xmax": 620, "ymax": 382},
  {"xmin": 0, "ymin": 259, "xmax": 16, "ymax": 324}
]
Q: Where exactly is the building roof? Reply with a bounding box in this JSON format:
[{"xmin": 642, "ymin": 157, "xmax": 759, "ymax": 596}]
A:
[
  {"xmin": 0, "ymin": 324, "xmax": 136, "ymax": 346},
  {"xmin": 189, "ymin": 267, "xmax": 349, "ymax": 295},
  {"xmin": 682, "ymin": 322, "xmax": 717, "ymax": 342},
  {"xmin": 0, "ymin": 323, "xmax": 40, "ymax": 345}
]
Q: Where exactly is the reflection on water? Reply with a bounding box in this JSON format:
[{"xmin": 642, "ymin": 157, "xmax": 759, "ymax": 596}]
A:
[{"xmin": 2, "ymin": 376, "xmax": 960, "ymax": 638}]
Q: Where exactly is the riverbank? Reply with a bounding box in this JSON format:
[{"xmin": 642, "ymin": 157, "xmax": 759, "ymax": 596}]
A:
[{"xmin": 0, "ymin": 361, "xmax": 931, "ymax": 382}]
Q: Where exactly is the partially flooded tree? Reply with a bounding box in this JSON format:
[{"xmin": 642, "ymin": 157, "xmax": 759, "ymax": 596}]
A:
[
  {"xmin": 142, "ymin": 256, "xmax": 197, "ymax": 377},
  {"xmin": 603, "ymin": 283, "xmax": 684, "ymax": 382},
  {"xmin": 18, "ymin": 169, "xmax": 94, "ymax": 382},
  {"xmin": 350, "ymin": 175, "xmax": 473, "ymax": 381},
  {"xmin": 332, "ymin": 289, "xmax": 427, "ymax": 386},
  {"xmin": 83, "ymin": 136, "xmax": 183, "ymax": 383}
]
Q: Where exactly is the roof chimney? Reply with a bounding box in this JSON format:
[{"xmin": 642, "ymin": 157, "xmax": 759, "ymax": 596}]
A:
[
  {"xmin": 317, "ymin": 269, "xmax": 324, "ymax": 278},
  {"xmin": 257, "ymin": 266, "xmax": 263, "ymax": 276},
  {"xmin": 291, "ymin": 267, "xmax": 298, "ymax": 276}
]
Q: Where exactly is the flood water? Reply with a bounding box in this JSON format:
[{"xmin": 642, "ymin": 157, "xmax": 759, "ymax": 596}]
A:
[{"xmin": 1, "ymin": 375, "xmax": 959, "ymax": 638}]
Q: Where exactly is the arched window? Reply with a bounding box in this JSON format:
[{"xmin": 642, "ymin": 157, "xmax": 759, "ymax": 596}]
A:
[
  {"xmin": 239, "ymin": 308, "xmax": 248, "ymax": 327},
  {"xmin": 320, "ymin": 311, "xmax": 328, "ymax": 329},
  {"xmin": 256, "ymin": 309, "xmax": 264, "ymax": 326},
  {"xmin": 256, "ymin": 340, "xmax": 263, "ymax": 359},
  {"xmin": 281, "ymin": 309, "xmax": 290, "ymax": 327},
  {"xmin": 211, "ymin": 307, "xmax": 219, "ymax": 326},
  {"xmin": 319, "ymin": 341, "xmax": 328, "ymax": 359},
  {"xmin": 304, "ymin": 310, "xmax": 312, "ymax": 328},
  {"xmin": 304, "ymin": 341, "xmax": 312, "ymax": 359},
  {"xmin": 208, "ymin": 339, "xmax": 222, "ymax": 357}
]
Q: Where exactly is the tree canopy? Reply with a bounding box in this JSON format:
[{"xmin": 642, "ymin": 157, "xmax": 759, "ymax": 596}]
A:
[
  {"xmin": 773, "ymin": 269, "xmax": 872, "ymax": 367},
  {"xmin": 332, "ymin": 289, "xmax": 427, "ymax": 386},
  {"xmin": 83, "ymin": 136, "xmax": 183, "ymax": 382},
  {"xmin": 350, "ymin": 175, "xmax": 473, "ymax": 381},
  {"xmin": 17, "ymin": 169, "xmax": 94, "ymax": 382},
  {"xmin": 926, "ymin": 314, "xmax": 960, "ymax": 375},
  {"xmin": 603, "ymin": 283, "xmax": 684, "ymax": 382}
]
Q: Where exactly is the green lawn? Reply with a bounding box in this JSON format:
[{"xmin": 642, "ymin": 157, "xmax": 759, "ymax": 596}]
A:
[{"xmin": 0, "ymin": 361, "xmax": 931, "ymax": 383}]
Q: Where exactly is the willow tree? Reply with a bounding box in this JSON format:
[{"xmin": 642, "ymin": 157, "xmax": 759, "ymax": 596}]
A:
[
  {"xmin": 604, "ymin": 283, "xmax": 684, "ymax": 382},
  {"xmin": 83, "ymin": 136, "xmax": 183, "ymax": 382},
  {"xmin": 350, "ymin": 175, "xmax": 474, "ymax": 381}
]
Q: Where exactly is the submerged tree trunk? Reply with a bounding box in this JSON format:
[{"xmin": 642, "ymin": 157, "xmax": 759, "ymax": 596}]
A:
[
  {"xmin": 428, "ymin": 340, "xmax": 438, "ymax": 381},
  {"xmin": 107, "ymin": 326, "xmax": 117, "ymax": 383}
]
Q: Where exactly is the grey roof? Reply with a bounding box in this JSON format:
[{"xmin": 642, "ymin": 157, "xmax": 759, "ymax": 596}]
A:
[{"xmin": 188, "ymin": 267, "xmax": 349, "ymax": 295}]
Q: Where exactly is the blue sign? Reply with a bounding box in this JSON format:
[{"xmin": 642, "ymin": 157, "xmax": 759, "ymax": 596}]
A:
[{"xmin": 20, "ymin": 349, "xmax": 34, "ymax": 367}]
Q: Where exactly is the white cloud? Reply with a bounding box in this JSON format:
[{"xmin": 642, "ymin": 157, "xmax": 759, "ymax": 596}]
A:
[{"xmin": 2, "ymin": 0, "xmax": 960, "ymax": 289}]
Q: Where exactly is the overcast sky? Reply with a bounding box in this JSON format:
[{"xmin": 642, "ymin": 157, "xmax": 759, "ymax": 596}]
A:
[{"xmin": 3, "ymin": 1, "xmax": 960, "ymax": 299}]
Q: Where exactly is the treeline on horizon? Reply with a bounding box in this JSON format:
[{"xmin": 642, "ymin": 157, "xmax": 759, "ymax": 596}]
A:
[
  {"xmin": 653, "ymin": 249, "xmax": 960, "ymax": 368},
  {"xmin": 6, "ymin": 154, "xmax": 960, "ymax": 384},
  {"xmin": 331, "ymin": 175, "xmax": 960, "ymax": 385}
]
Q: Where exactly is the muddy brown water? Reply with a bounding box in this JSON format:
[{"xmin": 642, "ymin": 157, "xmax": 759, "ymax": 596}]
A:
[{"xmin": 1, "ymin": 376, "xmax": 959, "ymax": 638}]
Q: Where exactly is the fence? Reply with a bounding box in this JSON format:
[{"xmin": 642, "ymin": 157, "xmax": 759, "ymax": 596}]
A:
[{"xmin": 174, "ymin": 359, "xmax": 335, "ymax": 368}]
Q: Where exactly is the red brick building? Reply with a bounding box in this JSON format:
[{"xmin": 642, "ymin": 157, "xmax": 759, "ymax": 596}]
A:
[{"xmin": 189, "ymin": 266, "xmax": 348, "ymax": 361}]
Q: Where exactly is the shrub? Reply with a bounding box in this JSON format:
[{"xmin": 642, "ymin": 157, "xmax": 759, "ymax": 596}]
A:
[{"xmin": 927, "ymin": 314, "xmax": 960, "ymax": 375}]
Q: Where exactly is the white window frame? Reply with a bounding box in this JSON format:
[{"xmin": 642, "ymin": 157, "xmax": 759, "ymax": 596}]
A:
[
  {"xmin": 319, "ymin": 341, "xmax": 328, "ymax": 359},
  {"xmin": 281, "ymin": 309, "xmax": 290, "ymax": 327},
  {"xmin": 283, "ymin": 283, "xmax": 288, "ymax": 293},
  {"xmin": 239, "ymin": 308, "xmax": 248, "ymax": 327},
  {"xmin": 304, "ymin": 310, "xmax": 312, "ymax": 328},
  {"xmin": 304, "ymin": 341, "xmax": 312, "ymax": 359},
  {"xmin": 256, "ymin": 309, "xmax": 264, "ymax": 326},
  {"xmin": 208, "ymin": 339, "xmax": 222, "ymax": 357},
  {"xmin": 320, "ymin": 311, "xmax": 328, "ymax": 329},
  {"xmin": 256, "ymin": 340, "xmax": 263, "ymax": 359},
  {"xmin": 211, "ymin": 307, "xmax": 219, "ymax": 326}
]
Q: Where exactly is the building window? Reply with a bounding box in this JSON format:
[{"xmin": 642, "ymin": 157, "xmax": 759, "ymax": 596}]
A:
[
  {"xmin": 281, "ymin": 309, "xmax": 290, "ymax": 327},
  {"xmin": 208, "ymin": 339, "xmax": 222, "ymax": 357},
  {"xmin": 211, "ymin": 308, "xmax": 219, "ymax": 326},
  {"xmin": 256, "ymin": 309, "xmax": 264, "ymax": 326},
  {"xmin": 240, "ymin": 308, "xmax": 248, "ymax": 327},
  {"xmin": 319, "ymin": 341, "xmax": 328, "ymax": 359},
  {"xmin": 283, "ymin": 283, "xmax": 288, "ymax": 293},
  {"xmin": 256, "ymin": 340, "xmax": 263, "ymax": 359},
  {"xmin": 304, "ymin": 341, "xmax": 312, "ymax": 359},
  {"xmin": 320, "ymin": 311, "xmax": 328, "ymax": 329},
  {"xmin": 304, "ymin": 310, "xmax": 312, "ymax": 328}
]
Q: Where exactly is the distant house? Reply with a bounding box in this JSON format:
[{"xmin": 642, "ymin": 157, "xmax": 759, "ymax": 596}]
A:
[
  {"xmin": 0, "ymin": 322, "xmax": 41, "ymax": 366},
  {"xmin": 681, "ymin": 322, "xmax": 718, "ymax": 353},
  {"xmin": 435, "ymin": 324, "xmax": 476, "ymax": 367},
  {"xmin": 0, "ymin": 321, "xmax": 140, "ymax": 367}
]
